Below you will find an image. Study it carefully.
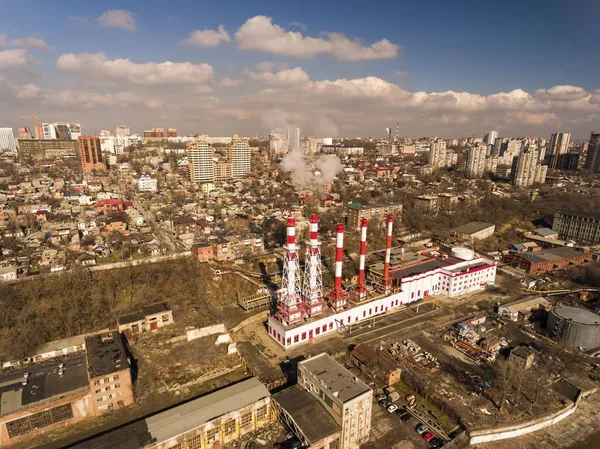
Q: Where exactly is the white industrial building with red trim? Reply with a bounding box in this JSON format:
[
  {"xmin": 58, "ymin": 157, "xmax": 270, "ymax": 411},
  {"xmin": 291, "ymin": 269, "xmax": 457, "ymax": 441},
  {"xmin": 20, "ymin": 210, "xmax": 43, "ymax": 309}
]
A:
[{"xmin": 267, "ymin": 215, "xmax": 497, "ymax": 350}]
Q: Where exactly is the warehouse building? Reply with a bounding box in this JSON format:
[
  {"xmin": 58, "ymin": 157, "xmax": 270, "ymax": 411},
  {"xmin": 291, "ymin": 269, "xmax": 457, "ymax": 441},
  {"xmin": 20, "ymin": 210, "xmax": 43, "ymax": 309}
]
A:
[
  {"xmin": 70, "ymin": 377, "xmax": 272, "ymax": 449},
  {"xmin": 508, "ymin": 247, "xmax": 590, "ymax": 274},
  {"xmin": 453, "ymin": 222, "xmax": 495, "ymax": 241}
]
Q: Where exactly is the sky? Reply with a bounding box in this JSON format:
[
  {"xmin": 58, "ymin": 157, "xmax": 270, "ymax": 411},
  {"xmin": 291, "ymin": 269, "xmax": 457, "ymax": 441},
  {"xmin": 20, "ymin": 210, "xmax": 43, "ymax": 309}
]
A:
[{"xmin": 1, "ymin": 0, "xmax": 599, "ymax": 139}]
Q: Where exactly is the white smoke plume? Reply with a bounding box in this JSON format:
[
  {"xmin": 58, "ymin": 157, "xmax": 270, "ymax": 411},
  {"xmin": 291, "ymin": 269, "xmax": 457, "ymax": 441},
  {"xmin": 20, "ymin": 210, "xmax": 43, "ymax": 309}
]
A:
[{"xmin": 281, "ymin": 149, "xmax": 343, "ymax": 189}]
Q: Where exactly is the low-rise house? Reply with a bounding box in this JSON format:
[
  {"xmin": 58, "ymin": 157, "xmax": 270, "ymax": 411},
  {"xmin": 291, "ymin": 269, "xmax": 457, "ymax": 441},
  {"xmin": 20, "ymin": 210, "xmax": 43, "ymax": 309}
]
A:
[
  {"xmin": 191, "ymin": 242, "xmax": 214, "ymax": 262},
  {"xmin": 117, "ymin": 302, "xmax": 174, "ymax": 335},
  {"xmin": 454, "ymin": 221, "xmax": 495, "ymax": 241},
  {"xmin": 351, "ymin": 343, "xmax": 402, "ymax": 386}
]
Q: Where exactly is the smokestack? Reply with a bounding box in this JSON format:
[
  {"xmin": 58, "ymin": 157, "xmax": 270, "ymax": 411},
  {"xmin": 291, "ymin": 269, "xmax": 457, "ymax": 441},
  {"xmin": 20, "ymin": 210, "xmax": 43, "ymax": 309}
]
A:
[
  {"xmin": 328, "ymin": 223, "xmax": 348, "ymax": 310},
  {"xmin": 276, "ymin": 217, "xmax": 303, "ymax": 325},
  {"xmin": 335, "ymin": 224, "xmax": 345, "ymax": 293},
  {"xmin": 356, "ymin": 218, "xmax": 368, "ymax": 300},
  {"xmin": 303, "ymin": 214, "xmax": 325, "ymax": 317},
  {"xmin": 382, "ymin": 215, "xmax": 394, "ymax": 295}
]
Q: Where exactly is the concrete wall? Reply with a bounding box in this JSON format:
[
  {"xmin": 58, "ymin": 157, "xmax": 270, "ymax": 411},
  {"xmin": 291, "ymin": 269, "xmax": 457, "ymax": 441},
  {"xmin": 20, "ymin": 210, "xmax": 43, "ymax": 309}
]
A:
[
  {"xmin": 469, "ymin": 400, "xmax": 578, "ymax": 444},
  {"xmin": 186, "ymin": 323, "xmax": 227, "ymax": 341}
]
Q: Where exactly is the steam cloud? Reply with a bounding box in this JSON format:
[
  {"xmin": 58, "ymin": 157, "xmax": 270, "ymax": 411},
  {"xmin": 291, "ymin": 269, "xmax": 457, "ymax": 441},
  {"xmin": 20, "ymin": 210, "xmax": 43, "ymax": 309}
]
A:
[{"xmin": 281, "ymin": 149, "xmax": 343, "ymax": 189}]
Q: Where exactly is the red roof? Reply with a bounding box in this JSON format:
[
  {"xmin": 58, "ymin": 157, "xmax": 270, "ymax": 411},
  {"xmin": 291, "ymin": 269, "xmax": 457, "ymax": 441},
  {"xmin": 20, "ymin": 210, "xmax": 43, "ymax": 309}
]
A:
[{"xmin": 95, "ymin": 199, "xmax": 124, "ymax": 207}]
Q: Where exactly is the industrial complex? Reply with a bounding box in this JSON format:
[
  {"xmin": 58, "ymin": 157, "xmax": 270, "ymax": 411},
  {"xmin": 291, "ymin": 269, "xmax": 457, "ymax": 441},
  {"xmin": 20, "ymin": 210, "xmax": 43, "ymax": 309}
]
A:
[{"xmin": 268, "ymin": 214, "xmax": 498, "ymax": 349}]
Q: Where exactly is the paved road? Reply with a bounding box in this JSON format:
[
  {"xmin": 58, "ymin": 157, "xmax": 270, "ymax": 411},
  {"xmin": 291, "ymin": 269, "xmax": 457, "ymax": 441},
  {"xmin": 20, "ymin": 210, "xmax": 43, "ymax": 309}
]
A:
[{"xmin": 132, "ymin": 197, "xmax": 179, "ymax": 253}]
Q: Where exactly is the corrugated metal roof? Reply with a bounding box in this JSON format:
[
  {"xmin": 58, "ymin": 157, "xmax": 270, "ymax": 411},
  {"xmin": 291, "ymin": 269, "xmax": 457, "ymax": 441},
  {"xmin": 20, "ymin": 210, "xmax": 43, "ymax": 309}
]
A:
[{"xmin": 144, "ymin": 377, "xmax": 269, "ymax": 443}]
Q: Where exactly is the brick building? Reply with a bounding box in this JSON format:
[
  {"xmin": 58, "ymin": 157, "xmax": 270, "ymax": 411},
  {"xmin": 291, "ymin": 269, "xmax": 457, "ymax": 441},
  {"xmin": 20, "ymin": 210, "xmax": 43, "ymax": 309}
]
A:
[
  {"xmin": 78, "ymin": 135, "xmax": 106, "ymax": 173},
  {"xmin": 191, "ymin": 242, "xmax": 214, "ymax": 262},
  {"xmin": 508, "ymin": 247, "xmax": 590, "ymax": 274},
  {"xmin": 85, "ymin": 332, "xmax": 134, "ymax": 415},
  {"xmin": 117, "ymin": 303, "xmax": 174, "ymax": 335}
]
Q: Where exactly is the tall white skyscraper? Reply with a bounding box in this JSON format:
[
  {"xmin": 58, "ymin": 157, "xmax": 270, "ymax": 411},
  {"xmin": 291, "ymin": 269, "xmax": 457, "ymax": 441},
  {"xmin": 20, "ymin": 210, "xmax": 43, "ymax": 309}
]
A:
[
  {"xmin": 484, "ymin": 130, "xmax": 498, "ymax": 146},
  {"xmin": 512, "ymin": 145, "xmax": 547, "ymax": 187},
  {"xmin": 188, "ymin": 136, "xmax": 214, "ymax": 184},
  {"xmin": 466, "ymin": 144, "xmax": 487, "ymax": 178},
  {"xmin": 548, "ymin": 132, "xmax": 571, "ymax": 167},
  {"xmin": 229, "ymin": 134, "xmax": 251, "ymax": 178},
  {"xmin": 428, "ymin": 139, "xmax": 447, "ymax": 168},
  {"xmin": 289, "ymin": 127, "xmax": 300, "ymax": 152},
  {"xmin": 0, "ymin": 128, "xmax": 16, "ymax": 150}
]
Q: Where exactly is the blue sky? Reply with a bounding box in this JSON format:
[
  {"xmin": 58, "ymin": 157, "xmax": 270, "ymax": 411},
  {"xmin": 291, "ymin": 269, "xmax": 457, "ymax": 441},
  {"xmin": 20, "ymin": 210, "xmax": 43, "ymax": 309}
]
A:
[{"xmin": 1, "ymin": 0, "xmax": 599, "ymax": 137}]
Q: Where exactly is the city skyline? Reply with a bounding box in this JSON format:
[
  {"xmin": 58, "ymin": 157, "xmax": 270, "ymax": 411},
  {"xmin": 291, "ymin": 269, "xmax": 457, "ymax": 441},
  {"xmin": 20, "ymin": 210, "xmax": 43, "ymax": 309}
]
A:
[{"xmin": 1, "ymin": 0, "xmax": 600, "ymax": 138}]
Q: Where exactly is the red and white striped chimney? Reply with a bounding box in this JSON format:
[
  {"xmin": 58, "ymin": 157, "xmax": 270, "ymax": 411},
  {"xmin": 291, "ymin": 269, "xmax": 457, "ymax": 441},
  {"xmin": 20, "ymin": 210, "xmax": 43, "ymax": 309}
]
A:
[
  {"xmin": 287, "ymin": 217, "xmax": 296, "ymax": 253},
  {"xmin": 309, "ymin": 214, "xmax": 319, "ymax": 253},
  {"xmin": 334, "ymin": 224, "xmax": 345, "ymax": 294},
  {"xmin": 357, "ymin": 218, "xmax": 368, "ymax": 296},
  {"xmin": 382, "ymin": 215, "xmax": 394, "ymax": 293}
]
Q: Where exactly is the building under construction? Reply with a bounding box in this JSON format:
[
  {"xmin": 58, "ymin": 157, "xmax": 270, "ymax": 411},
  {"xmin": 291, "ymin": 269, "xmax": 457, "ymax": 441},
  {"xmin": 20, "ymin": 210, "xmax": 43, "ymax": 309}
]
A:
[{"xmin": 268, "ymin": 214, "xmax": 498, "ymax": 349}]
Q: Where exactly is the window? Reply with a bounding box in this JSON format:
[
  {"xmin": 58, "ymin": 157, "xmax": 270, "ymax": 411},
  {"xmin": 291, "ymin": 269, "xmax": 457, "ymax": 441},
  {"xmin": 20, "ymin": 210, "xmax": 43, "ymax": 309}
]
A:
[
  {"xmin": 95, "ymin": 389, "xmax": 101, "ymax": 394},
  {"xmin": 363, "ymin": 311, "xmax": 366, "ymax": 318},
  {"xmin": 301, "ymin": 332, "xmax": 306, "ymax": 340},
  {"xmin": 104, "ymin": 378, "xmax": 109, "ymax": 383},
  {"xmin": 256, "ymin": 405, "xmax": 267, "ymax": 421},
  {"xmin": 93, "ymin": 380, "xmax": 100, "ymax": 386},
  {"xmin": 97, "ymin": 397, "xmax": 103, "ymax": 403},
  {"xmin": 115, "ymin": 391, "xmax": 122, "ymax": 397},
  {"xmin": 287, "ymin": 337, "xmax": 291, "ymax": 345},
  {"xmin": 106, "ymin": 386, "xmax": 111, "ymax": 391},
  {"xmin": 187, "ymin": 435, "xmax": 202, "ymax": 449},
  {"xmin": 294, "ymin": 335, "xmax": 299, "ymax": 343},
  {"xmin": 113, "ymin": 375, "xmax": 120, "ymax": 381},
  {"xmin": 329, "ymin": 322, "xmax": 333, "ymax": 330},
  {"xmin": 162, "ymin": 314, "xmax": 170, "ymax": 322},
  {"xmin": 322, "ymin": 325, "xmax": 327, "ymax": 332},
  {"xmin": 115, "ymin": 383, "xmax": 121, "ymax": 389},
  {"xmin": 223, "ymin": 419, "xmax": 236, "ymax": 436},
  {"xmin": 206, "ymin": 428, "xmax": 219, "ymax": 444},
  {"xmin": 241, "ymin": 411, "xmax": 253, "ymax": 429},
  {"xmin": 315, "ymin": 327, "xmax": 320, "ymax": 335}
]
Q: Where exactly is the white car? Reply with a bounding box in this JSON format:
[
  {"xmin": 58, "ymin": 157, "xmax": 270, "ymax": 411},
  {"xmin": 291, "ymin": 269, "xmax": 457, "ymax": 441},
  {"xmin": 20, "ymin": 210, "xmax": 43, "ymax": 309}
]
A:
[
  {"xmin": 387, "ymin": 404, "xmax": 398, "ymax": 413},
  {"xmin": 23, "ymin": 372, "xmax": 29, "ymax": 379}
]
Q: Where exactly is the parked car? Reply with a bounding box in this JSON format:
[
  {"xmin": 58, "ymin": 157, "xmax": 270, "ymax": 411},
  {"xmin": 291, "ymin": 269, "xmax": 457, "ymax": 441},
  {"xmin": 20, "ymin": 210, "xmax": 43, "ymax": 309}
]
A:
[
  {"xmin": 376, "ymin": 393, "xmax": 387, "ymax": 401},
  {"xmin": 379, "ymin": 399, "xmax": 390, "ymax": 408},
  {"xmin": 422, "ymin": 432, "xmax": 435, "ymax": 442},
  {"xmin": 399, "ymin": 413, "xmax": 412, "ymax": 422},
  {"xmin": 430, "ymin": 437, "xmax": 445, "ymax": 448},
  {"xmin": 387, "ymin": 404, "xmax": 398, "ymax": 413},
  {"xmin": 416, "ymin": 424, "xmax": 429, "ymax": 434}
]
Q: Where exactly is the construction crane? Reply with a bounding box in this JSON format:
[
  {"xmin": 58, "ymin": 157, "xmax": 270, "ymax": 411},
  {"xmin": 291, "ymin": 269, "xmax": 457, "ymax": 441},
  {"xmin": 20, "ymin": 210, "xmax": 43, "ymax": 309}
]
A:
[{"xmin": 20, "ymin": 114, "xmax": 41, "ymax": 138}]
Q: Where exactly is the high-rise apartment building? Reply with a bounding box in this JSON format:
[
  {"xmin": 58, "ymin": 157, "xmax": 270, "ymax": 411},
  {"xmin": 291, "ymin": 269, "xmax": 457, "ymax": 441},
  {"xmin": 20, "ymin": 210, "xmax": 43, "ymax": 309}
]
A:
[
  {"xmin": 428, "ymin": 139, "xmax": 447, "ymax": 168},
  {"xmin": 0, "ymin": 128, "xmax": 16, "ymax": 151},
  {"xmin": 115, "ymin": 125, "xmax": 131, "ymax": 137},
  {"xmin": 466, "ymin": 144, "xmax": 487, "ymax": 178},
  {"xmin": 214, "ymin": 159, "xmax": 232, "ymax": 183},
  {"xmin": 512, "ymin": 145, "xmax": 547, "ymax": 187},
  {"xmin": 167, "ymin": 128, "xmax": 177, "ymax": 138},
  {"xmin": 547, "ymin": 132, "xmax": 571, "ymax": 168},
  {"xmin": 18, "ymin": 127, "xmax": 32, "ymax": 140},
  {"xmin": 153, "ymin": 128, "xmax": 165, "ymax": 138},
  {"xmin": 54, "ymin": 122, "xmax": 71, "ymax": 140},
  {"xmin": 289, "ymin": 127, "xmax": 300, "ymax": 152},
  {"xmin": 69, "ymin": 123, "xmax": 82, "ymax": 140},
  {"xmin": 188, "ymin": 137, "xmax": 214, "ymax": 184},
  {"xmin": 34, "ymin": 123, "xmax": 43, "ymax": 139},
  {"xmin": 297, "ymin": 353, "xmax": 372, "ymax": 449},
  {"xmin": 42, "ymin": 123, "xmax": 57, "ymax": 140},
  {"xmin": 229, "ymin": 134, "xmax": 251, "ymax": 178},
  {"xmin": 78, "ymin": 135, "xmax": 106, "ymax": 173},
  {"xmin": 484, "ymin": 130, "xmax": 498, "ymax": 146},
  {"xmin": 584, "ymin": 132, "xmax": 600, "ymax": 173}
]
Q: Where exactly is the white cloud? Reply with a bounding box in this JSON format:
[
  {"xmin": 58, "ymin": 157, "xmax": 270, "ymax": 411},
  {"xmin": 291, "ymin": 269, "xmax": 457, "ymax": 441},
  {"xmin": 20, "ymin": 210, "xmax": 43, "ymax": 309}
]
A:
[
  {"xmin": 0, "ymin": 49, "xmax": 36, "ymax": 70},
  {"xmin": 9, "ymin": 37, "xmax": 52, "ymax": 50},
  {"xmin": 17, "ymin": 83, "xmax": 41, "ymax": 98},
  {"xmin": 234, "ymin": 16, "xmax": 399, "ymax": 61},
  {"xmin": 243, "ymin": 67, "xmax": 311, "ymax": 87},
  {"xmin": 43, "ymin": 89, "xmax": 162, "ymax": 109},
  {"xmin": 179, "ymin": 25, "xmax": 230, "ymax": 47},
  {"xmin": 56, "ymin": 52, "xmax": 214, "ymax": 86},
  {"xmin": 0, "ymin": 34, "xmax": 52, "ymax": 50},
  {"xmin": 220, "ymin": 77, "xmax": 244, "ymax": 87},
  {"xmin": 98, "ymin": 10, "xmax": 136, "ymax": 31}
]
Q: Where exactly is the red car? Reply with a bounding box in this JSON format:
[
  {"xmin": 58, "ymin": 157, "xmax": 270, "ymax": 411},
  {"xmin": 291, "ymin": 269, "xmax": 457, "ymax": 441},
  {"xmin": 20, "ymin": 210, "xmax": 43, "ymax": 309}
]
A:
[{"xmin": 422, "ymin": 432, "xmax": 435, "ymax": 442}]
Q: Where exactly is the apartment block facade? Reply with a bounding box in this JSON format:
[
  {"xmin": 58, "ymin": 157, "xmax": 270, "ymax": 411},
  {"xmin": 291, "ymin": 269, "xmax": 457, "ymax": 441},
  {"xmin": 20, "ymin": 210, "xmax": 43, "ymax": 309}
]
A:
[{"xmin": 553, "ymin": 211, "xmax": 600, "ymax": 245}]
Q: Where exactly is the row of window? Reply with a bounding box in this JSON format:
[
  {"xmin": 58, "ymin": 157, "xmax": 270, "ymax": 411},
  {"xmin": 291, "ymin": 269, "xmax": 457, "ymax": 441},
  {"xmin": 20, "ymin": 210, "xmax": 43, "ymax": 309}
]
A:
[
  {"xmin": 6, "ymin": 404, "xmax": 73, "ymax": 439},
  {"xmin": 93, "ymin": 374, "xmax": 120, "ymax": 387}
]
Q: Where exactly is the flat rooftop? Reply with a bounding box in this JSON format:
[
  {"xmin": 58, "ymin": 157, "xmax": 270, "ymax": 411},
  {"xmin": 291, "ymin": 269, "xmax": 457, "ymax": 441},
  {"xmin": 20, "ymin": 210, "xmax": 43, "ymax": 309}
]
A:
[
  {"xmin": 118, "ymin": 302, "xmax": 170, "ymax": 325},
  {"xmin": 553, "ymin": 306, "xmax": 600, "ymax": 325},
  {"xmin": 0, "ymin": 354, "xmax": 89, "ymax": 417},
  {"xmin": 273, "ymin": 385, "xmax": 341, "ymax": 444},
  {"xmin": 69, "ymin": 377, "xmax": 270, "ymax": 449},
  {"xmin": 299, "ymin": 353, "xmax": 371, "ymax": 403},
  {"xmin": 85, "ymin": 332, "xmax": 129, "ymax": 379},
  {"xmin": 454, "ymin": 221, "xmax": 495, "ymax": 234},
  {"xmin": 519, "ymin": 247, "xmax": 586, "ymax": 264}
]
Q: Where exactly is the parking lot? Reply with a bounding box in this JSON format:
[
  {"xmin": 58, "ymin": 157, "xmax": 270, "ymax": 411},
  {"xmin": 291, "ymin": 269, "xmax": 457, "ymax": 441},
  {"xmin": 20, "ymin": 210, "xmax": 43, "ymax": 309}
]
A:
[{"xmin": 363, "ymin": 397, "xmax": 435, "ymax": 449}]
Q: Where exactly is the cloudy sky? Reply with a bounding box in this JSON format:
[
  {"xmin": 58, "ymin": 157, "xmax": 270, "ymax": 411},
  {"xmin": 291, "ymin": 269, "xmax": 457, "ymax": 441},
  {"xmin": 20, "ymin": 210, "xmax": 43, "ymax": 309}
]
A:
[{"xmin": 1, "ymin": 0, "xmax": 599, "ymax": 139}]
